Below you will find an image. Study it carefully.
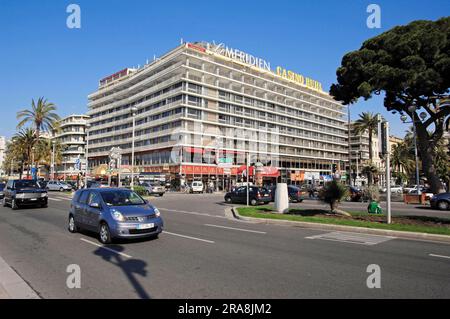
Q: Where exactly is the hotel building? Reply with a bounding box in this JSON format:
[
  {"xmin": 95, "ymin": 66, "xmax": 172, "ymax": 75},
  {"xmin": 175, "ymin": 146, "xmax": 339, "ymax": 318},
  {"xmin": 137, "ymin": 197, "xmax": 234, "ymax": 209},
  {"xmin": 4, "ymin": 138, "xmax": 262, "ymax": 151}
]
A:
[{"xmin": 87, "ymin": 41, "xmax": 348, "ymax": 187}]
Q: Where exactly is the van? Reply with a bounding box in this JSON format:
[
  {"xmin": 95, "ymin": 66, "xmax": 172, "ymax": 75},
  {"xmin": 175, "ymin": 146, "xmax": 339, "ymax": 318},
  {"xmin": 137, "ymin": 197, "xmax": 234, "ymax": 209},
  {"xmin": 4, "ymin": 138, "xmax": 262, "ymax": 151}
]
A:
[{"xmin": 190, "ymin": 181, "xmax": 204, "ymax": 193}]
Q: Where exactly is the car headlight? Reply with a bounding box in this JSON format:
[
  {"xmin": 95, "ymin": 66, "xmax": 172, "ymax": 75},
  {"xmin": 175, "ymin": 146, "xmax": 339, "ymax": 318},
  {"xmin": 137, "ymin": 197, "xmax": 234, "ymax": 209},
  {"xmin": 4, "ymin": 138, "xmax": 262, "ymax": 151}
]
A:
[
  {"xmin": 41, "ymin": 193, "xmax": 48, "ymax": 197},
  {"xmin": 154, "ymin": 208, "xmax": 161, "ymax": 217},
  {"xmin": 111, "ymin": 209, "xmax": 125, "ymax": 222}
]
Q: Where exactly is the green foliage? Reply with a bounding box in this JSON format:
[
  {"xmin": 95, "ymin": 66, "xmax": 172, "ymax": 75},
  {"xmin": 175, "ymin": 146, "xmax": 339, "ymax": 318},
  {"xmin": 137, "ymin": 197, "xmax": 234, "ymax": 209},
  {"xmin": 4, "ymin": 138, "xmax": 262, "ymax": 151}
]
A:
[
  {"xmin": 133, "ymin": 186, "xmax": 147, "ymax": 196},
  {"xmin": 319, "ymin": 180, "xmax": 348, "ymax": 212},
  {"xmin": 353, "ymin": 112, "xmax": 380, "ymax": 162},
  {"xmin": 330, "ymin": 17, "xmax": 450, "ymax": 193}
]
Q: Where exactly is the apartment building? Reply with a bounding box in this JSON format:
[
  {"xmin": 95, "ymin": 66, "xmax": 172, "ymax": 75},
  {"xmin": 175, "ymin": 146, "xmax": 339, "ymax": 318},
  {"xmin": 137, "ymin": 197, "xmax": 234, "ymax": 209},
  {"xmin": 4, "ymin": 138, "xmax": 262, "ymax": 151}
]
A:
[
  {"xmin": 0, "ymin": 136, "xmax": 6, "ymax": 176},
  {"xmin": 52, "ymin": 115, "xmax": 89, "ymax": 179},
  {"xmin": 87, "ymin": 41, "xmax": 348, "ymax": 187}
]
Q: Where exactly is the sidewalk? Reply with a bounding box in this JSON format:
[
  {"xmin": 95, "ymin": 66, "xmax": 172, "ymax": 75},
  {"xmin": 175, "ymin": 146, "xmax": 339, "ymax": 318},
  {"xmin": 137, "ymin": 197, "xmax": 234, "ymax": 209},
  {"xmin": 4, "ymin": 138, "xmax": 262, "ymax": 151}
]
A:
[{"xmin": 0, "ymin": 255, "xmax": 40, "ymax": 299}]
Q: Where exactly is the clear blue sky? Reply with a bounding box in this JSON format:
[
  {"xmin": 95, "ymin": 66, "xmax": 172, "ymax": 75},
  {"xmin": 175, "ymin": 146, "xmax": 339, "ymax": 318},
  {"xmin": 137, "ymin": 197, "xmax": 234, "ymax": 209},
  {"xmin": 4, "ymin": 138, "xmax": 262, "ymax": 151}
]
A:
[{"xmin": 1, "ymin": 0, "xmax": 449, "ymax": 139}]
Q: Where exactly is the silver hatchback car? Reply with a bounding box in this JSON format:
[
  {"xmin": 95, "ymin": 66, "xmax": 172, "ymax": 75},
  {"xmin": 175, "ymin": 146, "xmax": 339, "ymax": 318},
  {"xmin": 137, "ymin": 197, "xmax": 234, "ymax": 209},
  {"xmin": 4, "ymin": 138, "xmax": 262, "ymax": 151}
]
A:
[{"xmin": 68, "ymin": 188, "xmax": 164, "ymax": 244}]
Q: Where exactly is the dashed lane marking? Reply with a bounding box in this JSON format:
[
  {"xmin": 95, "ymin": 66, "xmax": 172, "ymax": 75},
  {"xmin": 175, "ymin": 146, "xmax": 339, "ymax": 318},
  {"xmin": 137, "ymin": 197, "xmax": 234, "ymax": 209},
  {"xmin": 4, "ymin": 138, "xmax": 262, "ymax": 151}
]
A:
[
  {"xmin": 204, "ymin": 224, "xmax": 266, "ymax": 234},
  {"xmin": 80, "ymin": 238, "xmax": 133, "ymax": 258},
  {"xmin": 429, "ymin": 254, "xmax": 450, "ymax": 260},
  {"xmin": 163, "ymin": 231, "xmax": 215, "ymax": 244}
]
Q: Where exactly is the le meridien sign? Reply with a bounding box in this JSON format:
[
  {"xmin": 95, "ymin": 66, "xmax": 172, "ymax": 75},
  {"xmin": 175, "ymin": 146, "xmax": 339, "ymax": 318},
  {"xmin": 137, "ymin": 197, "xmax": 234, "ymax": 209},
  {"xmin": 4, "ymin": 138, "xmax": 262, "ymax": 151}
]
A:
[
  {"xmin": 207, "ymin": 43, "xmax": 271, "ymax": 72},
  {"xmin": 200, "ymin": 42, "xmax": 323, "ymax": 92}
]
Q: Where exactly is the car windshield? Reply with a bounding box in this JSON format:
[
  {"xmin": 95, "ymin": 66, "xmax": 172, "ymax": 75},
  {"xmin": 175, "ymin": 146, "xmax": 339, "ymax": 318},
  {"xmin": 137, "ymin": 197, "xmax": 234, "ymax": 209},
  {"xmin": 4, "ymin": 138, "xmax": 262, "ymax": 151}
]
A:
[
  {"xmin": 15, "ymin": 180, "xmax": 39, "ymax": 189},
  {"xmin": 100, "ymin": 190, "xmax": 145, "ymax": 206}
]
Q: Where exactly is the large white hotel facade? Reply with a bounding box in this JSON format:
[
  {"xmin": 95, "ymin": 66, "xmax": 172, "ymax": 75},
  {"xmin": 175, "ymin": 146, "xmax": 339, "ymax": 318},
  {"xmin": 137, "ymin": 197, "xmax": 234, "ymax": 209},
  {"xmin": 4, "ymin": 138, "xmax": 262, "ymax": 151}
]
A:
[{"xmin": 87, "ymin": 41, "xmax": 348, "ymax": 187}]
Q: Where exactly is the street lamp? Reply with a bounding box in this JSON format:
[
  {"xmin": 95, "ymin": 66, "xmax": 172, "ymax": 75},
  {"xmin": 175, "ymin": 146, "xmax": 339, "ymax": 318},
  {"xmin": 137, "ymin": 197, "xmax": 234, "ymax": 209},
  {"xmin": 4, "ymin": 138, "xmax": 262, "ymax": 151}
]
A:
[
  {"xmin": 400, "ymin": 106, "xmax": 427, "ymax": 195},
  {"xmin": 130, "ymin": 106, "xmax": 138, "ymax": 190},
  {"xmin": 51, "ymin": 141, "xmax": 56, "ymax": 180},
  {"xmin": 84, "ymin": 123, "xmax": 91, "ymax": 189}
]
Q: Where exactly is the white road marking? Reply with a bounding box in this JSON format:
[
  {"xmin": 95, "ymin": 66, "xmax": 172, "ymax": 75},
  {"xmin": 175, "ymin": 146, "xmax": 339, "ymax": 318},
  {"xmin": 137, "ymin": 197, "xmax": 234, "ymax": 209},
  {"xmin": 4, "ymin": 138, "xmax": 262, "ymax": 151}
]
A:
[
  {"xmin": 54, "ymin": 197, "xmax": 71, "ymax": 201},
  {"xmin": 306, "ymin": 231, "xmax": 396, "ymax": 246},
  {"xmin": 429, "ymin": 254, "xmax": 450, "ymax": 260},
  {"xmin": 158, "ymin": 207, "xmax": 226, "ymax": 219},
  {"xmin": 204, "ymin": 224, "xmax": 266, "ymax": 234},
  {"xmin": 163, "ymin": 231, "xmax": 215, "ymax": 244},
  {"xmin": 79, "ymin": 238, "xmax": 133, "ymax": 258},
  {"xmin": 48, "ymin": 198, "xmax": 62, "ymax": 202}
]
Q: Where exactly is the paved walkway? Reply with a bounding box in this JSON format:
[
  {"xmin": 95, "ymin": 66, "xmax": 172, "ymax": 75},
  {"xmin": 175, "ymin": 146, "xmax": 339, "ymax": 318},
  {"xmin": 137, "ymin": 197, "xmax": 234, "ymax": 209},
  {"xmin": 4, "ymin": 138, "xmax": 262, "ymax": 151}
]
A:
[{"xmin": 0, "ymin": 255, "xmax": 40, "ymax": 299}]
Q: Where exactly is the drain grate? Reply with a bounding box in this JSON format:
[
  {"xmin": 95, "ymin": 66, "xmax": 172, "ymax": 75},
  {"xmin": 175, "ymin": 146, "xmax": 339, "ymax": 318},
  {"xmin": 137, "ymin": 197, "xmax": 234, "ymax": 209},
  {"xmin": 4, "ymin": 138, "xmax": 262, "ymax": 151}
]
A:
[{"xmin": 306, "ymin": 231, "xmax": 396, "ymax": 246}]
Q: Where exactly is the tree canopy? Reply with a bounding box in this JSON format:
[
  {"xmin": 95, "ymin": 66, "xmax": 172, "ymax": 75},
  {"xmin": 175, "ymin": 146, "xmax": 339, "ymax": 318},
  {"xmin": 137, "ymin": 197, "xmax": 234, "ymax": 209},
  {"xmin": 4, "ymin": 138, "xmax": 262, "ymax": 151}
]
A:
[{"xmin": 330, "ymin": 17, "xmax": 450, "ymax": 193}]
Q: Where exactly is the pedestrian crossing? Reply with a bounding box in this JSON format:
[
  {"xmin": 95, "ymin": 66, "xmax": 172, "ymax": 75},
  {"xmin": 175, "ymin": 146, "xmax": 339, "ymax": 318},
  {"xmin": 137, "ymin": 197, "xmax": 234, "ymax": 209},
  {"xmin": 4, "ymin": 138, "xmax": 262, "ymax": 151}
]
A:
[
  {"xmin": 48, "ymin": 196, "xmax": 72, "ymax": 202},
  {"xmin": 306, "ymin": 231, "xmax": 396, "ymax": 246}
]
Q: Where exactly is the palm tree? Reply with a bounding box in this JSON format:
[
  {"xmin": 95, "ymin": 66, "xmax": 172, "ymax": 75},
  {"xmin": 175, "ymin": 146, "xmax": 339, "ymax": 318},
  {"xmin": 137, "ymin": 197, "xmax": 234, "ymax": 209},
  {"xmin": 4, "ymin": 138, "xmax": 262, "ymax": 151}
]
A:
[
  {"xmin": 34, "ymin": 139, "xmax": 66, "ymax": 179},
  {"xmin": 12, "ymin": 128, "xmax": 37, "ymax": 179},
  {"xmin": 390, "ymin": 141, "xmax": 415, "ymax": 178},
  {"xmin": 353, "ymin": 112, "xmax": 380, "ymax": 163},
  {"xmin": 16, "ymin": 97, "xmax": 60, "ymax": 166},
  {"xmin": 361, "ymin": 163, "xmax": 379, "ymax": 186}
]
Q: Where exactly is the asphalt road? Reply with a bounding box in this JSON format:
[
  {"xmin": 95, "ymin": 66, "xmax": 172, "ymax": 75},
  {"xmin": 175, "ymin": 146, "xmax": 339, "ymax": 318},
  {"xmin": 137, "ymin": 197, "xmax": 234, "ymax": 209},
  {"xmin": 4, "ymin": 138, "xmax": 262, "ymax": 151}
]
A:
[{"xmin": 0, "ymin": 192, "xmax": 449, "ymax": 298}]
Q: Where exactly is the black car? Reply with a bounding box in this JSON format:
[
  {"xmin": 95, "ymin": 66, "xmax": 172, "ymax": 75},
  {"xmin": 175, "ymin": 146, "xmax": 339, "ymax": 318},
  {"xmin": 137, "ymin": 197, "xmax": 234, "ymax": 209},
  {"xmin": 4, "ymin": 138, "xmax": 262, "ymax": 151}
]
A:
[
  {"xmin": 268, "ymin": 185, "xmax": 306, "ymax": 202},
  {"xmin": 0, "ymin": 183, "xmax": 5, "ymax": 199},
  {"xmin": 2, "ymin": 180, "xmax": 48, "ymax": 210},
  {"xmin": 224, "ymin": 186, "xmax": 271, "ymax": 206},
  {"xmin": 430, "ymin": 193, "xmax": 450, "ymax": 211}
]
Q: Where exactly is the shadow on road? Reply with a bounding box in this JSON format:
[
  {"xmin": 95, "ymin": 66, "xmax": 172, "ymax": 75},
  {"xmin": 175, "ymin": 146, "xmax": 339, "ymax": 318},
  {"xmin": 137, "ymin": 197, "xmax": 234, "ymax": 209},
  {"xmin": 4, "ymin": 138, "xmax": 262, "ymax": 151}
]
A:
[{"xmin": 94, "ymin": 244, "xmax": 151, "ymax": 299}]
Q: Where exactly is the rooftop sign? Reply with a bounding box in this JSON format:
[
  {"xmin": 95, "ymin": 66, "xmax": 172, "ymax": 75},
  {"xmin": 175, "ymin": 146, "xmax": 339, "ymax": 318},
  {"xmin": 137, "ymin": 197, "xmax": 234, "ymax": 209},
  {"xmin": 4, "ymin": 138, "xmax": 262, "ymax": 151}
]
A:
[{"xmin": 189, "ymin": 42, "xmax": 324, "ymax": 92}]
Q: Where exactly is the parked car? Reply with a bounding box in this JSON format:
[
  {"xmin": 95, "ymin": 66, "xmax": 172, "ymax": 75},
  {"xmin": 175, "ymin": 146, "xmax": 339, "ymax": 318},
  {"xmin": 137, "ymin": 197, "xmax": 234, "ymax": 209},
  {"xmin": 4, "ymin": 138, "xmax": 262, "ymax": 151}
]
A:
[
  {"xmin": 345, "ymin": 186, "xmax": 363, "ymax": 202},
  {"xmin": 381, "ymin": 185, "xmax": 403, "ymax": 194},
  {"xmin": 190, "ymin": 181, "xmax": 204, "ymax": 193},
  {"xmin": 409, "ymin": 188, "xmax": 434, "ymax": 200},
  {"xmin": 403, "ymin": 185, "xmax": 425, "ymax": 193},
  {"xmin": 224, "ymin": 186, "xmax": 271, "ymax": 206},
  {"xmin": 66, "ymin": 181, "xmax": 78, "ymax": 189},
  {"xmin": 2, "ymin": 180, "xmax": 48, "ymax": 210},
  {"xmin": 68, "ymin": 188, "xmax": 164, "ymax": 244},
  {"xmin": 268, "ymin": 185, "xmax": 306, "ymax": 202},
  {"xmin": 0, "ymin": 183, "xmax": 5, "ymax": 199},
  {"xmin": 430, "ymin": 193, "xmax": 450, "ymax": 211},
  {"xmin": 87, "ymin": 180, "xmax": 100, "ymax": 188},
  {"xmin": 141, "ymin": 182, "xmax": 165, "ymax": 197},
  {"xmin": 46, "ymin": 180, "xmax": 72, "ymax": 192}
]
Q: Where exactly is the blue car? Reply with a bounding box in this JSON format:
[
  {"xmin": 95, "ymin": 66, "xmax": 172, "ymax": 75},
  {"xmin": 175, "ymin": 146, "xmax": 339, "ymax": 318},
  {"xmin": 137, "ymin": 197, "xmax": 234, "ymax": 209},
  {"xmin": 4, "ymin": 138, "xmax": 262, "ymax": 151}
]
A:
[{"xmin": 68, "ymin": 188, "xmax": 163, "ymax": 244}]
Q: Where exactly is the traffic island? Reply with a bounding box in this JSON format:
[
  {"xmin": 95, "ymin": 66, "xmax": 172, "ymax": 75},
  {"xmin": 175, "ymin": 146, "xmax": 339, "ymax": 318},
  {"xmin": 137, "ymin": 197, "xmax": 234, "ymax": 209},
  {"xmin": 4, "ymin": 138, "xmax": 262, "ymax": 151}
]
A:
[{"xmin": 230, "ymin": 206, "xmax": 450, "ymax": 243}]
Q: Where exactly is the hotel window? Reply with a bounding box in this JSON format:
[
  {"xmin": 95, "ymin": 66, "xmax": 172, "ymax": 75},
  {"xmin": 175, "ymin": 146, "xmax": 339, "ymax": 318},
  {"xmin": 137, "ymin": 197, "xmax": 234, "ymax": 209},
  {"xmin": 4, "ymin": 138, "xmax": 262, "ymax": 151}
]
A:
[
  {"xmin": 187, "ymin": 108, "xmax": 201, "ymax": 120},
  {"xmin": 187, "ymin": 95, "xmax": 201, "ymax": 106}
]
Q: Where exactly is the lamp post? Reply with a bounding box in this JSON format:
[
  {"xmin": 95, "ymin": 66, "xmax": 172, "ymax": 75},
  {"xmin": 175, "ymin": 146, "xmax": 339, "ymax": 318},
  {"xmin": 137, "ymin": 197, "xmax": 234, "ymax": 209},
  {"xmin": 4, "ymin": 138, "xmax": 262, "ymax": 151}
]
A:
[
  {"xmin": 84, "ymin": 123, "xmax": 91, "ymax": 189},
  {"xmin": 400, "ymin": 107, "xmax": 427, "ymax": 195},
  {"xmin": 51, "ymin": 141, "xmax": 56, "ymax": 180},
  {"xmin": 130, "ymin": 106, "xmax": 138, "ymax": 190}
]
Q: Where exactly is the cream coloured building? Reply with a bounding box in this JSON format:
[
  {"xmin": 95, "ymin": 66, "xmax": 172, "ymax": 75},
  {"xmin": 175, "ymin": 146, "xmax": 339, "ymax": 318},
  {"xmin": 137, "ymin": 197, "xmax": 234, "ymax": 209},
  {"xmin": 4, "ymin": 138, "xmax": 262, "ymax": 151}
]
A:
[{"xmin": 87, "ymin": 41, "xmax": 349, "ymax": 186}]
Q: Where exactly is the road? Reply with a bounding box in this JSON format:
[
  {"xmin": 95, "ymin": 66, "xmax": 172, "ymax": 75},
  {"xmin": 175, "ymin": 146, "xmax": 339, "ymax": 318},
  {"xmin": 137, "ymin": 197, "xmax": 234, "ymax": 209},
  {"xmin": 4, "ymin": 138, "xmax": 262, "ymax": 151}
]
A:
[{"xmin": 0, "ymin": 192, "xmax": 449, "ymax": 298}]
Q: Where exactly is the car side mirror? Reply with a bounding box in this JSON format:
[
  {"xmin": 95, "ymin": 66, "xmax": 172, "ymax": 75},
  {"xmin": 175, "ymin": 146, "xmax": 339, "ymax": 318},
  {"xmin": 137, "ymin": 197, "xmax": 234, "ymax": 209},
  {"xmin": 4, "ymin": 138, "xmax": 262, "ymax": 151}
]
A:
[{"xmin": 90, "ymin": 202, "xmax": 101, "ymax": 209}]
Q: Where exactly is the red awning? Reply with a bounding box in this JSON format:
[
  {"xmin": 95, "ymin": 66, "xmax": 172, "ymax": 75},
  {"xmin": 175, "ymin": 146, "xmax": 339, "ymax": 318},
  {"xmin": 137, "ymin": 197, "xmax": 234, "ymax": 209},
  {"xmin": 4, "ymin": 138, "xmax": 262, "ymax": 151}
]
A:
[{"xmin": 183, "ymin": 147, "xmax": 204, "ymax": 154}]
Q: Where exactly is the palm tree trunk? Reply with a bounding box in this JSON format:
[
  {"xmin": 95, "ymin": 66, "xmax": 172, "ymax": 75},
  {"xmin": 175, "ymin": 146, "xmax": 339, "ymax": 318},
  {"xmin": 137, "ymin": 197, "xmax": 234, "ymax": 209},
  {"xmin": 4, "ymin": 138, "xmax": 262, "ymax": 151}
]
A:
[{"xmin": 368, "ymin": 128, "xmax": 373, "ymax": 163}]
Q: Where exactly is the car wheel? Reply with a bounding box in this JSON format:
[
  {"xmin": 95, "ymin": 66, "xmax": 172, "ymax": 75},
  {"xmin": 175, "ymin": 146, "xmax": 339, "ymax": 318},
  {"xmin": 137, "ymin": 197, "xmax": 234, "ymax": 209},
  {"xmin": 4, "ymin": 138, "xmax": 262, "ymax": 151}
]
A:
[
  {"xmin": 68, "ymin": 215, "xmax": 78, "ymax": 233},
  {"xmin": 437, "ymin": 200, "xmax": 450, "ymax": 211},
  {"xmin": 298, "ymin": 199, "xmax": 304, "ymax": 203},
  {"xmin": 346, "ymin": 196, "xmax": 351, "ymax": 202},
  {"xmin": 159, "ymin": 193, "xmax": 164, "ymax": 197},
  {"xmin": 99, "ymin": 222, "xmax": 112, "ymax": 244},
  {"xmin": 11, "ymin": 199, "xmax": 19, "ymax": 210},
  {"xmin": 250, "ymin": 198, "xmax": 258, "ymax": 206},
  {"xmin": 59, "ymin": 188, "xmax": 64, "ymax": 192},
  {"xmin": 225, "ymin": 196, "xmax": 232, "ymax": 203}
]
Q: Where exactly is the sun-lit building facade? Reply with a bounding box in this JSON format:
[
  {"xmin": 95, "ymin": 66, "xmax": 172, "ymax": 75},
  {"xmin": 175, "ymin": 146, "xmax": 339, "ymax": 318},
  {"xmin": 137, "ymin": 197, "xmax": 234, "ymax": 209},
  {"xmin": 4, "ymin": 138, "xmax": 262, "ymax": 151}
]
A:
[{"xmin": 87, "ymin": 41, "xmax": 348, "ymax": 187}]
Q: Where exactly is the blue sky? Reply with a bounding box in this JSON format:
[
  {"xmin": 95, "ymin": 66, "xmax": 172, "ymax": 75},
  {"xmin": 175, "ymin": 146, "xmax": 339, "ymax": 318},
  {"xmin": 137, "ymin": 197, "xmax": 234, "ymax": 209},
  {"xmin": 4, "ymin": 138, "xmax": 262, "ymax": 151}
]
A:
[{"xmin": 0, "ymin": 0, "xmax": 449, "ymax": 139}]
